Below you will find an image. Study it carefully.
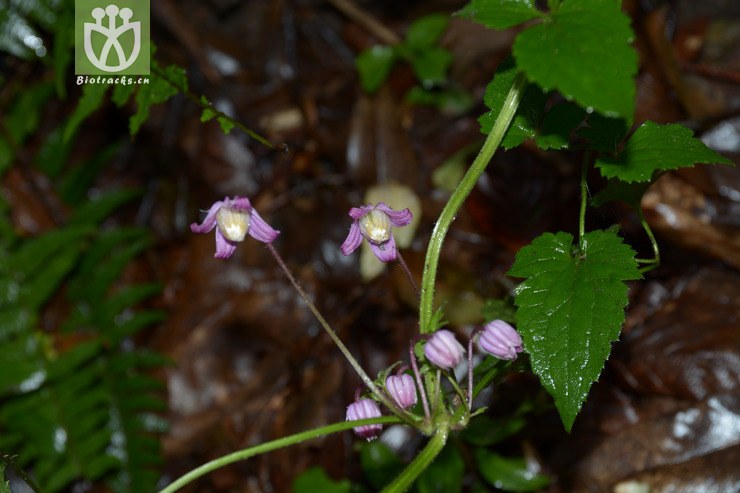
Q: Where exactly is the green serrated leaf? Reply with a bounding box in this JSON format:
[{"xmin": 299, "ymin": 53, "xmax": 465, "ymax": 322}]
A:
[
  {"xmin": 513, "ymin": 0, "xmax": 637, "ymax": 119},
  {"xmin": 479, "ymin": 58, "xmax": 546, "ymax": 148},
  {"xmin": 475, "ymin": 449, "xmax": 550, "ymax": 492},
  {"xmin": 508, "ymin": 230, "xmax": 640, "ymax": 430},
  {"xmin": 457, "ymin": 0, "xmax": 543, "ymax": 30},
  {"xmin": 65, "ymin": 83, "xmax": 110, "ymax": 141},
  {"xmin": 356, "ymin": 45, "xmax": 397, "ymax": 94},
  {"xmin": 595, "ymin": 121, "xmax": 734, "ymax": 183},
  {"xmin": 293, "ymin": 467, "xmax": 351, "ymax": 493},
  {"xmin": 130, "ymin": 65, "xmax": 185, "ymax": 136},
  {"xmin": 535, "ymin": 102, "xmax": 585, "ymax": 150}
]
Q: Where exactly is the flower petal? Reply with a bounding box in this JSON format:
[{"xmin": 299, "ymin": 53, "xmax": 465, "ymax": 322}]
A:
[
  {"xmin": 226, "ymin": 196, "xmax": 252, "ymax": 211},
  {"xmin": 214, "ymin": 228, "xmax": 237, "ymax": 258},
  {"xmin": 190, "ymin": 201, "xmax": 223, "ymax": 233},
  {"xmin": 247, "ymin": 209, "xmax": 280, "ymax": 243},
  {"xmin": 375, "ymin": 202, "xmax": 412, "ymax": 227},
  {"xmin": 349, "ymin": 205, "xmax": 374, "ymax": 221},
  {"xmin": 341, "ymin": 222, "xmax": 363, "ymax": 256},
  {"xmin": 368, "ymin": 234, "xmax": 397, "ymax": 262}
]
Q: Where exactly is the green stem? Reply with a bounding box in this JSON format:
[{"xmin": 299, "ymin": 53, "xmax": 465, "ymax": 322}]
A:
[
  {"xmin": 418, "ymin": 72, "xmax": 527, "ymax": 333},
  {"xmin": 578, "ymin": 151, "xmax": 591, "ymax": 247},
  {"xmin": 380, "ymin": 425, "xmax": 449, "ymax": 493},
  {"xmin": 158, "ymin": 416, "xmax": 401, "ymax": 493}
]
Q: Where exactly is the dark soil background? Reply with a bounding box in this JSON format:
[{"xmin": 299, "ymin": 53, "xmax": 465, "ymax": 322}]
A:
[{"xmin": 2, "ymin": 0, "xmax": 739, "ymax": 491}]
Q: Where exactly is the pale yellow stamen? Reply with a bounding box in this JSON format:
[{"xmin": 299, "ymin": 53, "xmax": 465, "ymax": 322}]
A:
[
  {"xmin": 216, "ymin": 207, "xmax": 250, "ymax": 242},
  {"xmin": 359, "ymin": 209, "xmax": 392, "ymax": 244}
]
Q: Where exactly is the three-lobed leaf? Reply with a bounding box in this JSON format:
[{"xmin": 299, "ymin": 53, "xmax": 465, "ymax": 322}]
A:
[
  {"xmin": 596, "ymin": 121, "xmax": 734, "ymax": 182},
  {"xmin": 508, "ymin": 230, "xmax": 640, "ymax": 430}
]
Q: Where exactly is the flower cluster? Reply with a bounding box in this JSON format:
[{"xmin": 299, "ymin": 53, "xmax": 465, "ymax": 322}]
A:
[
  {"xmin": 190, "ymin": 196, "xmax": 524, "ymax": 443},
  {"xmin": 345, "ymin": 320, "xmax": 523, "ymax": 440}
]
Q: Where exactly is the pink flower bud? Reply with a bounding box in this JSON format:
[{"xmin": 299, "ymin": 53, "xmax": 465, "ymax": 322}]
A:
[
  {"xmin": 424, "ymin": 329, "xmax": 465, "ymax": 370},
  {"xmin": 478, "ymin": 320, "xmax": 523, "ymax": 361},
  {"xmin": 346, "ymin": 398, "xmax": 382, "ymax": 441},
  {"xmin": 385, "ymin": 374, "xmax": 417, "ymax": 409}
]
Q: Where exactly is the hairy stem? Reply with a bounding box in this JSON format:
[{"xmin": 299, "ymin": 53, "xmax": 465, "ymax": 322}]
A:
[
  {"xmin": 418, "ymin": 72, "xmax": 527, "ymax": 333},
  {"xmin": 158, "ymin": 416, "xmax": 401, "ymax": 493}
]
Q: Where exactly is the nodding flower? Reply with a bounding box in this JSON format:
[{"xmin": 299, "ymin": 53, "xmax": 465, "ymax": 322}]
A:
[
  {"xmin": 477, "ymin": 320, "xmax": 523, "ymax": 361},
  {"xmin": 340, "ymin": 203, "xmax": 412, "ymax": 262},
  {"xmin": 385, "ymin": 373, "xmax": 417, "ymax": 410},
  {"xmin": 424, "ymin": 329, "xmax": 465, "ymax": 370},
  {"xmin": 190, "ymin": 196, "xmax": 279, "ymax": 258},
  {"xmin": 346, "ymin": 398, "xmax": 383, "ymax": 441}
]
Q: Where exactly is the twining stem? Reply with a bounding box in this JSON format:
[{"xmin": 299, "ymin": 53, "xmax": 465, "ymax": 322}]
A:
[
  {"xmin": 578, "ymin": 151, "xmax": 591, "ymax": 246},
  {"xmin": 157, "ymin": 416, "xmax": 401, "ymax": 493},
  {"xmin": 418, "ymin": 72, "xmax": 527, "ymax": 333},
  {"xmin": 380, "ymin": 424, "xmax": 449, "ymax": 493},
  {"xmin": 266, "ymin": 244, "xmax": 401, "ymax": 415},
  {"xmin": 636, "ymin": 208, "xmax": 661, "ymax": 272},
  {"xmin": 151, "ymin": 65, "xmax": 282, "ymax": 151}
]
